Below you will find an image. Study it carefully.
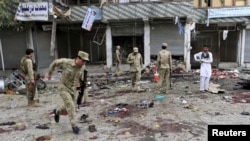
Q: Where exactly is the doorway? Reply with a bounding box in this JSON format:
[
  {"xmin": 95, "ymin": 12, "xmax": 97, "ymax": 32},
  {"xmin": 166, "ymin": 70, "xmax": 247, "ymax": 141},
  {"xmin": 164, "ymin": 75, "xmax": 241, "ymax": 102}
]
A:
[
  {"xmin": 112, "ymin": 36, "xmax": 144, "ymax": 64},
  {"xmin": 191, "ymin": 32, "xmax": 218, "ymax": 69}
]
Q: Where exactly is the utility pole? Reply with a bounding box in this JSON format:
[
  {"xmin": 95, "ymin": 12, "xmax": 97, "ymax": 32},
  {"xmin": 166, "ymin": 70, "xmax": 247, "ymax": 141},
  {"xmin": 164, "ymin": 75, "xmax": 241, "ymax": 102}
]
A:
[{"xmin": 184, "ymin": 18, "xmax": 195, "ymax": 71}]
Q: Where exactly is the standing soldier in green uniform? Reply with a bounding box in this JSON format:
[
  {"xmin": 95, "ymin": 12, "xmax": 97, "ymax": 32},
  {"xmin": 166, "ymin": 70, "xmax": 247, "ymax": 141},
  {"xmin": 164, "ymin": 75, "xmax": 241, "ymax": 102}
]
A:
[
  {"xmin": 156, "ymin": 43, "xmax": 173, "ymax": 94},
  {"xmin": 20, "ymin": 48, "xmax": 42, "ymax": 107},
  {"xmin": 115, "ymin": 45, "xmax": 122, "ymax": 75},
  {"xmin": 46, "ymin": 51, "xmax": 89, "ymax": 134},
  {"xmin": 127, "ymin": 47, "xmax": 143, "ymax": 91}
]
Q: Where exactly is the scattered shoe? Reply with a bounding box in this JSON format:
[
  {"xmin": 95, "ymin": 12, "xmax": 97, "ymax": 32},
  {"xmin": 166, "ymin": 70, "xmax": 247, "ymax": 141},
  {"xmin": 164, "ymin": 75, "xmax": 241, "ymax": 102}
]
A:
[
  {"xmin": 200, "ymin": 90, "xmax": 206, "ymax": 93},
  {"xmin": 0, "ymin": 121, "xmax": 16, "ymax": 126},
  {"xmin": 53, "ymin": 109, "xmax": 60, "ymax": 123},
  {"xmin": 241, "ymin": 111, "xmax": 250, "ymax": 115},
  {"xmin": 72, "ymin": 126, "xmax": 80, "ymax": 134},
  {"xmin": 149, "ymin": 102, "xmax": 154, "ymax": 108},
  {"xmin": 88, "ymin": 125, "xmax": 97, "ymax": 132},
  {"xmin": 36, "ymin": 124, "xmax": 49, "ymax": 129}
]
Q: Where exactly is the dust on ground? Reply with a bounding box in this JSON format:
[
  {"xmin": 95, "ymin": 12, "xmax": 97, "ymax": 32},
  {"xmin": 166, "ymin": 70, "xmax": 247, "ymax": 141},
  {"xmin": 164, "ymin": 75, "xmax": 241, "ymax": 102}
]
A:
[{"xmin": 0, "ymin": 66, "xmax": 250, "ymax": 141}]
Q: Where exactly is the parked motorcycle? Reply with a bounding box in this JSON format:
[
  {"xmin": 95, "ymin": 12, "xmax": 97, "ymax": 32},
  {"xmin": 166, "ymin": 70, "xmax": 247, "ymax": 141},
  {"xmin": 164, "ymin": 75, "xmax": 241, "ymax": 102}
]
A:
[{"xmin": 4, "ymin": 70, "xmax": 46, "ymax": 92}]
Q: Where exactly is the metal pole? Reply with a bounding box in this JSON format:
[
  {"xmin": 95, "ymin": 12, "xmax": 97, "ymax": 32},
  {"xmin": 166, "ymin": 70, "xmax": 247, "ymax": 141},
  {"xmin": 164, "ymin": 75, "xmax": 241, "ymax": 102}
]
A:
[
  {"xmin": 33, "ymin": 25, "xmax": 39, "ymax": 70},
  {"xmin": 0, "ymin": 39, "xmax": 4, "ymax": 71},
  {"xmin": 184, "ymin": 23, "xmax": 191, "ymax": 71}
]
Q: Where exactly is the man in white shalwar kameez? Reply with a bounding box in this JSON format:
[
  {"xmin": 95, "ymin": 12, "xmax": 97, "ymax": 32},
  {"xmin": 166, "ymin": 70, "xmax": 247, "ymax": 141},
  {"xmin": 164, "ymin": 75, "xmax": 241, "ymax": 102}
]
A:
[{"xmin": 194, "ymin": 45, "xmax": 213, "ymax": 92}]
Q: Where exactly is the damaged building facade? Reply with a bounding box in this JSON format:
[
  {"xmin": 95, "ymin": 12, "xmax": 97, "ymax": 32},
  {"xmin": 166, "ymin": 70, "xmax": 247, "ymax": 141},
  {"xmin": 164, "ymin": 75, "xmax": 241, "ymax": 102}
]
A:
[{"xmin": 0, "ymin": 0, "xmax": 250, "ymax": 70}]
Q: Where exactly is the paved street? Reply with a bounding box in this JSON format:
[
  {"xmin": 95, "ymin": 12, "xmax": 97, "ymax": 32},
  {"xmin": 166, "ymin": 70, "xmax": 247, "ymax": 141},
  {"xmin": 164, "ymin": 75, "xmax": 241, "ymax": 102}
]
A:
[{"xmin": 0, "ymin": 65, "xmax": 250, "ymax": 141}]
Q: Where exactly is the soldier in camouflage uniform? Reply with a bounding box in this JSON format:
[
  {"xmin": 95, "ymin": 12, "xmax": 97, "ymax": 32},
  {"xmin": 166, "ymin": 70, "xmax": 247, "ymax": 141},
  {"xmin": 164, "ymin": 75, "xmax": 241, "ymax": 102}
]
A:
[
  {"xmin": 115, "ymin": 45, "xmax": 122, "ymax": 75},
  {"xmin": 20, "ymin": 48, "xmax": 42, "ymax": 107},
  {"xmin": 156, "ymin": 43, "xmax": 173, "ymax": 94},
  {"xmin": 46, "ymin": 51, "xmax": 89, "ymax": 134},
  {"xmin": 127, "ymin": 47, "xmax": 143, "ymax": 91}
]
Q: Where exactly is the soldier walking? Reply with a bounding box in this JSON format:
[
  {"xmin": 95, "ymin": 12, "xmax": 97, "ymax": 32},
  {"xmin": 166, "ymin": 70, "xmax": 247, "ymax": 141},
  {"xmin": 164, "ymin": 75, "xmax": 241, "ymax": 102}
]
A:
[
  {"xmin": 46, "ymin": 51, "xmax": 89, "ymax": 134},
  {"xmin": 127, "ymin": 47, "xmax": 143, "ymax": 91},
  {"xmin": 156, "ymin": 43, "xmax": 173, "ymax": 94}
]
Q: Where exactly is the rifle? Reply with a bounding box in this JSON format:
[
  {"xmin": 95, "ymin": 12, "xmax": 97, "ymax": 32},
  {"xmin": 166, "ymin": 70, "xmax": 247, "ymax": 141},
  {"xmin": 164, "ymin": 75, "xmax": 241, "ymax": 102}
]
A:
[
  {"xmin": 169, "ymin": 70, "xmax": 172, "ymax": 89},
  {"xmin": 28, "ymin": 83, "xmax": 36, "ymax": 101},
  {"xmin": 77, "ymin": 70, "xmax": 88, "ymax": 108},
  {"xmin": 28, "ymin": 73, "xmax": 40, "ymax": 101}
]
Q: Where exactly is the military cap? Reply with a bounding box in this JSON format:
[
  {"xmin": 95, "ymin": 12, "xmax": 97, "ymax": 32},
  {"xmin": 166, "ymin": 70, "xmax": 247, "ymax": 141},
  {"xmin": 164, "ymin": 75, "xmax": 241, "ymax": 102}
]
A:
[
  {"xmin": 133, "ymin": 47, "xmax": 138, "ymax": 52},
  {"xmin": 78, "ymin": 51, "xmax": 89, "ymax": 61},
  {"xmin": 162, "ymin": 43, "xmax": 168, "ymax": 47}
]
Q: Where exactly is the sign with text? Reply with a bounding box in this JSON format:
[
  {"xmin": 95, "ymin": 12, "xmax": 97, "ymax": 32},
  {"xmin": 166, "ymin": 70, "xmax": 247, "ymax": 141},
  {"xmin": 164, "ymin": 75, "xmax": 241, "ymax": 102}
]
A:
[
  {"xmin": 90, "ymin": 6, "xmax": 102, "ymax": 20},
  {"xmin": 208, "ymin": 7, "xmax": 250, "ymax": 18},
  {"xmin": 81, "ymin": 8, "xmax": 96, "ymax": 31},
  {"xmin": 15, "ymin": 2, "xmax": 48, "ymax": 21}
]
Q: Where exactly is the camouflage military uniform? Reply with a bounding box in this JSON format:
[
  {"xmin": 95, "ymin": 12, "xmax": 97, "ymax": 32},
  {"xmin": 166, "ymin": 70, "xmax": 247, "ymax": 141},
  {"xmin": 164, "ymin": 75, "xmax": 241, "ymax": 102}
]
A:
[
  {"xmin": 20, "ymin": 55, "xmax": 40, "ymax": 106},
  {"xmin": 127, "ymin": 47, "xmax": 143, "ymax": 91},
  {"xmin": 156, "ymin": 43, "xmax": 172, "ymax": 94},
  {"xmin": 115, "ymin": 45, "xmax": 121, "ymax": 74},
  {"xmin": 48, "ymin": 58, "xmax": 85, "ymax": 127}
]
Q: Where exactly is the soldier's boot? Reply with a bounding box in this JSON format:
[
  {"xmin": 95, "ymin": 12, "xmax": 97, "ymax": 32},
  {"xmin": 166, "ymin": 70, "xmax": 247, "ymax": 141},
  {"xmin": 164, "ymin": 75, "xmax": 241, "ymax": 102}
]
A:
[
  {"xmin": 53, "ymin": 109, "xmax": 60, "ymax": 123},
  {"xmin": 154, "ymin": 86, "xmax": 160, "ymax": 94},
  {"xmin": 30, "ymin": 100, "xmax": 43, "ymax": 107},
  {"xmin": 27, "ymin": 100, "xmax": 32, "ymax": 106},
  {"xmin": 72, "ymin": 126, "xmax": 80, "ymax": 134},
  {"xmin": 131, "ymin": 85, "xmax": 135, "ymax": 92},
  {"xmin": 136, "ymin": 86, "xmax": 144, "ymax": 92}
]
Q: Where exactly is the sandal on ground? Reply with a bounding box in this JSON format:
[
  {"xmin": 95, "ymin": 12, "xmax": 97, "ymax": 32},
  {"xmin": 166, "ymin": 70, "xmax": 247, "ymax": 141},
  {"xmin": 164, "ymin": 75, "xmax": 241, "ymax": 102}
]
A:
[{"xmin": 88, "ymin": 125, "xmax": 97, "ymax": 132}]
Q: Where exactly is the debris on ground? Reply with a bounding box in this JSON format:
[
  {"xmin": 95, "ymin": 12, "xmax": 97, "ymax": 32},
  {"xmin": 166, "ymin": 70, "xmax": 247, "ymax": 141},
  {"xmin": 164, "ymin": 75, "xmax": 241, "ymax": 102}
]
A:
[{"xmin": 0, "ymin": 66, "xmax": 250, "ymax": 140}]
